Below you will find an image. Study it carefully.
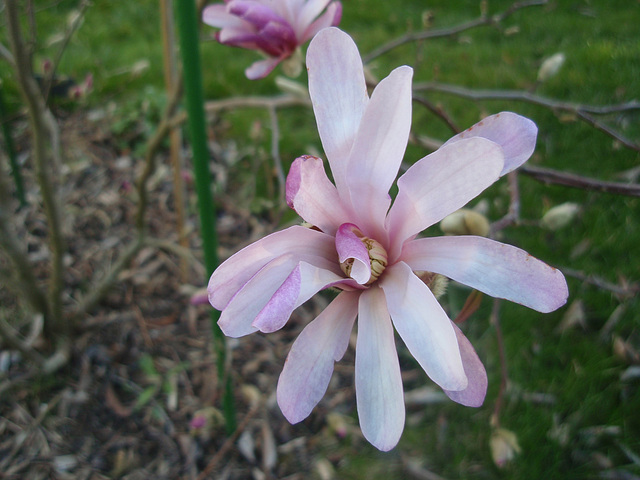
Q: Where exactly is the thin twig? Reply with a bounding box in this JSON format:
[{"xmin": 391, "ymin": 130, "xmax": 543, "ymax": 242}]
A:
[
  {"xmin": 196, "ymin": 401, "xmax": 262, "ymax": 480},
  {"xmin": 520, "ymin": 165, "xmax": 640, "ymax": 197},
  {"xmin": 268, "ymin": 105, "xmax": 286, "ymax": 208},
  {"xmin": 0, "ymin": 318, "xmax": 46, "ymax": 368},
  {"xmin": 490, "ymin": 299, "xmax": 508, "ymax": 428},
  {"xmin": 561, "ymin": 267, "xmax": 638, "ymax": 299},
  {"xmin": 43, "ymin": 0, "xmax": 91, "ymax": 104},
  {"xmin": 363, "ymin": 0, "xmax": 548, "ymax": 63},
  {"xmin": 413, "ymin": 82, "xmax": 640, "ymax": 151},
  {"xmin": 5, "ymin": 0, "xmax": 66, "ymax": 334}
]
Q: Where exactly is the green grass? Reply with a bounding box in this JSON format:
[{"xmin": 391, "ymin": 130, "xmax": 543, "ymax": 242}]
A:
[{"xmin": 2, "ymin": 0, "xmax": 639, "ymax": 478}]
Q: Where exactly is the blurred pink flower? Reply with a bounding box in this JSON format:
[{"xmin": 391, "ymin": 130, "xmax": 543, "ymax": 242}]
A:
[
  {"xmin": 207, "ymin": 28, "xmax": 568, "ymax": 450},
  {"xmin": 203, "ymin": 0, "xmax": 342, "ymax": 79}
]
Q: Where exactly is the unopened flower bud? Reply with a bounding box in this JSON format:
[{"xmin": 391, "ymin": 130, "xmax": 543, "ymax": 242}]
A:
[
  {"xmin": 440, "ymin": 209, "xmax": 490, "ymax": 236},
  {"xmin": 490, "ymin": 428, "xmax": 521, "ymax": 468},
  {"xmin": 541, "ymin": 202, "xmax": 580, "ymax": 230},
  {"xmin": 414, "ymin": 271, "xmax": 449, "ymax": 298},
  {"xmin": 537, "ymin": 53, "xmax": 565, "ymax": 83}
]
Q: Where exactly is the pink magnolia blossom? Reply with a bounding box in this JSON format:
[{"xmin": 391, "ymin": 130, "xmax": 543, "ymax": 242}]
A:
[
  {"xmin": 203, "ymin": 0, "xmax": 342, "ymax": 79},
  {"xmin": 208, "ymin": 28, "xmax": 569, "ymax": 451}
]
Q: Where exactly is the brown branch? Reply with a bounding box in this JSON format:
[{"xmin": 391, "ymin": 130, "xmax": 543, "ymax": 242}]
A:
[
  {"xmin": 5, "ymin": 0, "xmax": 66, "ymax": 335},
  {"xmin": 561, "ymin": 267, "xmax": 638, "ymax": 299},
  {"xmin": 520, "ymin": 165, "xmax": 640, "ymax": 197},
  {"xmin": 413, "ymin": 82, "xmax": 640, "ymax": 151},
  {"xmin": 363, "ymin": 0, "xmax": 548, "ymax": 64}
]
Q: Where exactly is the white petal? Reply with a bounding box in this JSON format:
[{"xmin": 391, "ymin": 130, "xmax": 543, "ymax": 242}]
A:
[
  {"xmin": 277, "ymin": 291, "xmax": 359, "ymax": 423},
  {"xmin": 345, "ymin": 65, "xmax": 413, "ymax": 241},
  {"xmin": 251, "ymin": 262, "xmax": 346, "ymax": 333},
  {"xmin": 386, "ymin": 137, "xmax": 504, "ymax": 260},
  {"xmin": 401, "ymin": 235, "xmax": 569, "ymax": 313},
  {"xmin": 355, "ymin": 287, "xmax": 405, "ymax": 451},
  {"xmin": 208, "ymin": 226, "xmax": 336, "ymax": 310},
  {"xmin": 380, "ymin": 262, "xmax": 467, "ymax": 391},
  {"xmin": 442, "ymin": 112, "xmax": 538, "ymax": 175},
  {"xmin": 307, "ymin": 28, "xmax": 368, "ymax": 194},
  {"xmin": 285, "ymin": 155, "xmax": 350, "ymax": 235}
]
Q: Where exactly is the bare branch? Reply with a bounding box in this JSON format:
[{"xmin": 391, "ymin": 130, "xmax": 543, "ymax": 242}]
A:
[
  {"xmin": 520, "ymin": 165, "xmax": 640, "ymax": 197},
  {"xmin": 413, "ymin": 82, "xmax": 640, "ymax": 151},
  {"xmin": 5, "ymin": 0, "xmax": 66, "ymax": 333},
  {"xmin": 363, "ymin": 0, "xmax": 548, "ymax": 64}
]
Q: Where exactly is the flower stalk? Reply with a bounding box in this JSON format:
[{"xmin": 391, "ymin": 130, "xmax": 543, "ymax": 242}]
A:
[{"xmin": 174, "ymin": 0, "xmax": 236, "ymax": 433}]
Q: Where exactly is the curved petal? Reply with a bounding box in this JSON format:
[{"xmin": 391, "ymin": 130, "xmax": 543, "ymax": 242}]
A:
[
  {"xmin": 386, "ymin": 137, "xmax": 504, "ymax": 260},
  {"xmin": 380, "ymin": 262, "xmax": 467, "ymax": 391},
  {"xmin": 356, "ymin": 287, "xmax": 405, "ymax": 451},
  {"xmin": 245, "ymin": 56, "xmax": 283, "ymax": 79},
  {"xmin": 296, "ymin": 0, "xmax": 331, "ymax": 32},
  {"xmin": 301, "ymin": 2, "xmax": 342, "ymax": 42},
  {"xmin": 252, "ymin": 262, "xmax": 346, "ymax": 333},
  {"xmin": 277, "ymin": 291, "xmax": 358, "ymax": 423},
  {"xmin": 208, "ymin": 226, "xmax": 336, "ymax": 310},
  {"xmin": 444, "ymin": 323, "xmax": 487, "ymax": 407},
  {"xmin": 203, "ymin": 5, "xmax": 244, "ymax": 29},
  {"xmin": 346, "ymin": 65, "xmax": 413, "ymax": 241},
  {"xmin": 442, "ymin": 112, "xmax": 538, "ymax": 175},
  {"xmin": 286, "ymin": 155, "xmax": 350, "ymax": 234},
  {"xmin": 335, "ymin": 223, "xmax": 371, "ymax": 284},
  {"xmin": 400, "ymin": 236, "xmax": 569, "ymax": 313},
  {"xmin": 307, "ymin": 27, "xmax": 368, "ymax": 193},
  {"xmin": 218, "ymin": 255, "xmax": 299, "ymax": 338}
]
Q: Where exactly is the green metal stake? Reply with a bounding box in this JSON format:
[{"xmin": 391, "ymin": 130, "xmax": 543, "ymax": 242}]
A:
[
  {"xmin": 174, "ymin": 0, "xmax": 236, "ymax": 433},
  {"xmin": 0, "ymin": 82, "xmax": 27, "ymax": 207}
]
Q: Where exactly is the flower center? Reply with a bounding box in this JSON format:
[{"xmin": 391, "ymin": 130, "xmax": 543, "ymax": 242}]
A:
[{"xmin": 339, "ymin": 231, "xmax": 388, "ymax": 286}]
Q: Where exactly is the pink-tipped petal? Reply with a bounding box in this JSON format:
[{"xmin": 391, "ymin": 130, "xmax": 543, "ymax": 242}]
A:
[
  {"xmin": 285, "ymin": 155, "xmax": 350, "ymax": 235},
  {"xmin": 252, "ymin": 262, "xmax": 346, "ymax": 333},
  {"xmin": 277, "ymin": 291, "xmax": 358, "ymax": 423},
  {"xmin": 381, "ymin": 262, "xmax": 467, "ymax": 391},
  {"xmin": 307, "ymin": 28, "xmax": 368, "ymax": 193},
  {"xmin": 335, "ymin": 223, "xmax": 371, "ymax": 284},
  {"xmin": 208, "ymin": 226, "xmax": 336, "ymax": 310},
  {"xmin": 356, "ymin": 287, "xmax": 405, "ymax": 451},
  {"xmin": 301, "ymin": 2, "xmax": 342, "ymax": 42},
  {"xmin": 386, "ymin": 137, "xmax": 504, "ymax": 258},
  {"xmin": 442, "ymin": 112, "xmax": 538, "ymax": 175},
  {"xmin": 218, "ymin": 255, "xmax": 299, "ymax": 338},
  {"xmin": 401, "ymin": 236, "xmax": 569, "ymax": 313},
  {"xmin": 297, "ymin": 0, "xmax": 332, "ymax": 34},
  {"xmin": 346, "ymin": 65, "xmax": 413, "ymax": 240},
  {"xmin": 444, "ymin": 324, "xmax": 487, "ymax": 407}
]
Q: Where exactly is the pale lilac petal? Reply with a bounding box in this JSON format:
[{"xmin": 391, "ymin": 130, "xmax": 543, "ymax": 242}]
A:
[
  {"xmin": 245, "ymin": 56, "xmax": 283, "ymax": 80},
  {"xmin": 307, "ymin": 28, "xmax": 368, "ymax": 194},
  {"xmin": 228, "ymin": 1, "xmax": 288, "ymax": 30},
  {"xmin": 218, "ymin": 255, "xmax": 299, "ymax": 338},
  {"xmin": 400, "ymin": 235, "xmax": 569, "ymax": 313},
  {"xmin": 356, "ymin": 287, "xmax": 405, "ymax": 451},
  {"xmin": 444, "ymin": 324, "xmax": 487, "ymax": 407},
  {"xmin": 277, "ymin": 291, "xmax": 358, "ymax": 423},
  {"xmin": 380, "ymin": 262, "xmax": 467, "ymax": 391},
  {"xmin": 386, "ymin": 137, "xmax": 504, "ymax": 259},
  {"xmin": 335, "ymin": 223, "xmax": 371, "ymax": 284},
  {"xmin": 442, "ymin": 112, "xmax": 538, "ymax": 175},
  {"xmin": 208, "ymin": 226, "xmax": 336, "ymax": 310},
  {"xmin": 252, "ymin": 262, "xmax": 346, "ymax": 333},
  {"xmin": 345, "ymin": 65, "xmax": 413, "ymax": 241},
  {"xmin": 203, "ymin": 5, "xmax": 245, "ymax": 29},
  {"xmin": 296, "ymin": 0, "xmax": 332, "ymax": 32},
  {"xmin": 300, "ymin": 2, "xmax": 342, "ymax": 42},
  {"xmin": 285, "ymin": 155, "xmax": 350, "ymax": 235}
]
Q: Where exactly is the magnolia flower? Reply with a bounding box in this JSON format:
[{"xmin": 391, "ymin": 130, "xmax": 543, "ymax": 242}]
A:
[
  {"xmin": 203, "ymin": 0, "xmax": 342, "ymax": 79},
  {"xmin": 208, "ymin": 28, "xmax": 568, "ymax": 451}
]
